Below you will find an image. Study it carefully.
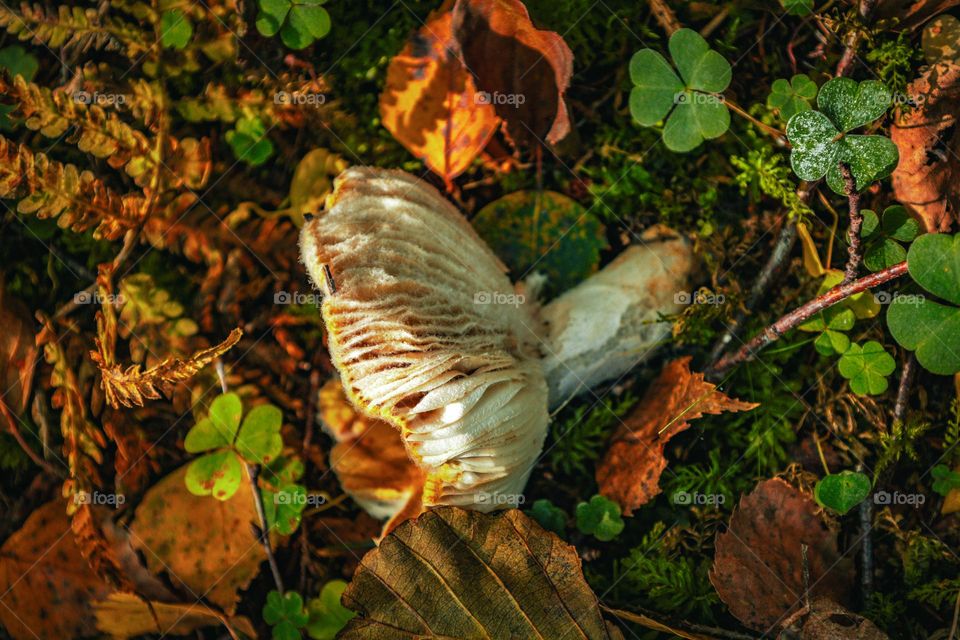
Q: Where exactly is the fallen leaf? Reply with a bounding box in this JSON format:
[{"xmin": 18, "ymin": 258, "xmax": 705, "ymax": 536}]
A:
[
  {"xmin": 320, "ymin": 379, "xmax": 425, "ymax": 527},
  {"xmin": 0, "ymin": 285, "xmax": 35, "ymax": 417},
  {"xmin": 778, "ymin": 597, "xmax": 889, "ymax": 640},
  {"xmin": 380, "ymin": 3, "xmax": 500, "ymax": 188},
  {"xmin": 0, "ymin": 501, "xmax": 111, "ymax": 640},
  {"xmin": 891, "ymin": 61, "xmax": 960, "ymax": 232},
  {"xmin": 710, "ymin": 478, "xmax": 854, "ymax": 633},
  {"xmin": 452, "ymin": 0, "xmax": 574, "ymax": 148},
  {"xmin": 93, "ymin": 592, "xmax": 256, "ymax": 638},
  {"xmin": 875, "ymin": 0, "xmax": 960, "ymax": 30},
  {"xmin": 128, "ymin": 462, "xmax": 270, "ymax": 614},
  {"xmin": 339, "ymin": 507, "xmax": 622, "ymax": 639},
  {"xmin": 596, "ymin": 357, "xmax": 757, "ymax": 515}
]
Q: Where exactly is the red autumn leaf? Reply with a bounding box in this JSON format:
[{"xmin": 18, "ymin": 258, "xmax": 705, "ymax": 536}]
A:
[
  {"xmin": 380, "ymin": 3, "xmax": 500, "ymax": 189},
  {"xmin": 596, "ymin": 356, "xmax": 757, "ymax": 515},
  {"xmin": 0, "ymin": 285, "xmax": 36, "ymax": 418},
  {"xmin": 710, "ymin": 478, "xmax": 854, "ymax": 633},
  {"xmin": 891, "ymin": 61, "xmax": 960, "ymax": 232},
  {"xmin": 452, "ymin": 0, "xmax": 574, "ymax": 149}
]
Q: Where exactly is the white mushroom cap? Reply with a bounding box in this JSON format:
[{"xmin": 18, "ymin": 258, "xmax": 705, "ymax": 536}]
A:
[{"xmin": 300, "ymin": 168, "xmax": 549, "ymax": 511}]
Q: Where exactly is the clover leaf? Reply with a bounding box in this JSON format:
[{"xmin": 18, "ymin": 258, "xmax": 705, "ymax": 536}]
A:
[
  {"xmin": 306, "ymin": 580, "xmax": 356, "ymax": 640},
  {"xmin": 768, "ymin": 74, "xmax": 817, "ymax": 122},
  {"xmin": 256, "ymin": 0, "xmax": 331, "ymax": 50},
  {"xmin": 236, "ymin": 403, "xmax": 283, "ymax": 463},
  {"xmin": 932, "ymin": 464, "xmax": 960, "ymax": 496},
  {"xmin": 814, "ymin": 470, "xmax": 871, "ymax": 515},
  {"xmin": 781, "ymin": 0, "xmax": 814, "ymax": 16},
  {"xmin": 888, "ymin": 233, "xmax": 960, "ymax": 375},
  {"xmin": 185, "ymin": 392, "xmax": 242, "ymax": 453},
  {"xmin": 185, "ymin": 449, "xmax": 243, "ymax": 500},
  {"xmin": 786, "ymin": 77, "xmax": 899, "ymax": 195},
  {"xmin": 529, "ymin": 499, "xmax": 566, "ymax": 536},
  {"xmin": 160, "ymin": 10, "xmax": 193, "ymax": 50},
  {"xmin": 800, "ymin": 306, "xmax": 855, "ymax": 356},
  {"xmin": 226, "ymin": 116, "xmax": 274, "ymax": 166},
  {"xmin": 575, "ymin": 495, "xmax": 624, "ymax": 542},
  {"xmin": 629, "ymin": 28, "xmax": 731, "ymax": 152},
  {"xmin": 263, "ymin": 483, "xmax": 308, "ymax": 535},
  {"xmin": 264, "ymin": 590, "xmax": 309, "ymax": 640},
  {"xmin": 838, "ymin": 341, "xmax": 896, "ymax": 395},
  {"xmin": 861, "ymin": 206, "xmax": 920, "ymax": 272}
]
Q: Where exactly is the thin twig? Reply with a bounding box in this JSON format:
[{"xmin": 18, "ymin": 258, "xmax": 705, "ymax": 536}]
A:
[
  {"xmin": 708, "ymin": 261, "xmax": 909, "ymax": 377},
  {"xmin": 646, "ymin": 0, "xmax": 681, "ymax": 35},
  {"xmin": 893, "ymin": 353, "xmax": 917, "ymax": 426},
  {"xmin": 602, "ymin": 605, "xmax": 756, "ymax": 640},
  {"xmin": 857, "ymin": 462, "xmax": 874, "ymax": 600},
  {"xmin": 835, "ymin": 0, "xmax": 878, "ymax": 77},
  {"xmin": 839, "ymin": 164, "xmax": 865, "ymax": 285}
]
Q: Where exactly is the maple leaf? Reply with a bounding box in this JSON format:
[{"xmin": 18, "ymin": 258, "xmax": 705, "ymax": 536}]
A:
[
  {"xmin": 596, "ymin": 356, "xmax": 757, "ymax": 515},
  {"xmin": 380, "ymin": 2, "xmax": 500, "ymax": 189},
  {"xmin": 709, "ymin": 478, "xmax": 854, "ymax": 632}
]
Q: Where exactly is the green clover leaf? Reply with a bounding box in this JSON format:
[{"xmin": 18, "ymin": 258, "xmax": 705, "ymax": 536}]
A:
[
  {"xmin": 861, "ymin": 206, "xmax": 920, "ymax": 272},
  {"xmin": 781, "ymin": 0, "xmax": 814, "ymax": 16},
  {"xmin": 838, "ymin": 341, "xmax": 896, "ymax": 395},
  {"xmin": 184, "ymin": 392, "xmax": 242, "ymax": 452},
  {"xmin": 185, "ymin": 449, "xmax": 243, "ymax": 500},
  {"xmin": 236, "ymin": 403, "xmax": 283, "ymax": 463},
  {"xmin": 814, "ymin": 470, "xmax": 871, "ymax": 515},
  {"xmin": 256, "ymin": 0, "xmax": 330, "ymax": 50},
  {"xmin": 226, "ymin": 116, "xmax": 274, "ymax": 166},
  {"xmin": 932, "ymin": 464, "xmax": 960, "ymax": 496},
  {"xmin": 306, "ymin": 580, "xmax": 356, "ymax": 640},
  {"xmin": 264, "ymin": 590, "xmax": 309, "ymax": 640},
  {"xmin": 263, "ymin": 484, "xmax": 308, "ymax": 535},
  {"xmin": 529, "ymin": 499, "xmax": 566, "ymax": 536},
  {"xmin": 800, "ymin": 306, "xmax": 855, "ymax": 356},
  {"xmin": 888, "ymin": 233, "xmax": 960, "ymax": 374},
  {"xmin": 629, "ymin": 28, "xmax": 731, "ymax": 152},
  {"xmin": 768, "ymin": 74, "xmax": 817, "ymax": 122},
  {"xmin": 786, "ymin": 77, "xmax": 899, "ymax": 194},
  {"xmin": 575, "ymin": 495, "xmax": 624, "ymax": 542},
  {"xmin": 160, "ymin": 10, "xmax": 193, "ymax": 50}
]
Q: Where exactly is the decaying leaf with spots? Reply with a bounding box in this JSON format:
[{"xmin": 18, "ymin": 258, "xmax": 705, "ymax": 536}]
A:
[
  {"xmin": 891, "ymin": 61, "xmax": 960, "ymax": 232},
  {"xmin": 596, "ymin": 357, "xmax": 757, "ymax": 515},
  {"xmin": 0, "ymin": 501, "xmax": 111, "ymax": 640},
  {"xmin": 128, "ymin": 462, "xmax": 273, "ymax": 615},
  {"xmin": 92, "ymin": 327, "xmax": 242, "ymax": 408},
  {"xmin": 339, "ymin": 507, "xmax": 624, "ymax": 639},
  {"xmin": 710, "ymin": 478, "xmax": 854, "ymax": 633},
  {"xmin": 452, "ymin": 0, "xmax": 574, "ymax": 149},
  {"xmin": 320, "ymin": 378, "xmax": 425, "ymax": 532},
  {"xmin": 380, "ymin": 2, "xmax": 500, "ymax": 188}
]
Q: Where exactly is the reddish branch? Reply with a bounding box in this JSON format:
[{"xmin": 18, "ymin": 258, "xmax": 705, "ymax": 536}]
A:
[
  {"xmin": 835, "ymin": 0, "xmax": 879, "ymax": 77},
  {"xmin": 840, "ymin": 164, "xmax": 865, "ymax": 285},
  {"xmin": 646, "ymin": 0, "xmax": 681, "ymax": 35},
  {"xmin": 708, "ymin": 261, "xmax": 908, "ymax": 376}
]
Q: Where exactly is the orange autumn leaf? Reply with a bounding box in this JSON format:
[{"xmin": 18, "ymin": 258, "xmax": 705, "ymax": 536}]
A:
[
  {"xmin": 320, "ymin": 379, "xmax": 425, "ymax": 532},
  {"xmin": 380, "ymin": 3, "xmax": 500, "ymax": 189},
  {"xmin": 596, "ymin": 357, "xmax": 757, "ymax": 515}
]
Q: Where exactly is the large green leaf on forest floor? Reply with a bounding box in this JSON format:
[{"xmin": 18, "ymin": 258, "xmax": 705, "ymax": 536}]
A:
[
  {"xmin": 786, "ymin": 77, "xmax": 899, "ymax": 194},
  {"xmin": 473, "ymin": 190, "xmax": 606, "ymax": 297},
  {"xmin": 339, "ymin": 507, "xmax": 623, "ymax": 639},
  {"xmin": 888, "ymin": 233, "xmax": 960, "ymax": 374},
  {"xmin": 629, "ymin": 28, "xmax": 731, "ymax": 152}
]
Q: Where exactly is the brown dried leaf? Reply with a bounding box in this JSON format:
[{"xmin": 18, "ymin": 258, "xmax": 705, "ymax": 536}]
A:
[
  {"xmin": 93, "ymin": 592, "xmax": 256, "ymax": 639},
  {"xmin": 596, "ymin": 357, "xmax": 757, "ymax": 515},
  {"xmin": 891, "ymin": 61, "xmax": 960, "ymax": 232},
  {"xmin": 128, "ymin": 462, "xmax": 268, "ymax": 614},
  {"xmin": 0, "ymin": 501, "xmax": 111, "ymax": 640},
  {"xmin": 93, "ymin": 327, "xmax": 242, "ymax": 409},
  {"xmin": 875, "ymin": 0, "xmax": 960, "ymax": 30},
  {"xmin": 320, "ymin": 379, "xmax": 425, "ymax": 529},
  {"xmin": 452, "ymin": 0, "xmax": 574, "ymax": 148},
  {"xmin": 710, "ymin": 478, "xmax": 854, "ymax": 633},
  {"xmin": 340, "ymin": 507, "xmax": 620, "ymax": 639},
  {"xmin": 381, "ymin": 3, "xmax": 500, "ymax": 188},
  {"xmin": 0, "ymin": 285, "xmax": 36, "ymax": 418},
  {"xmin": 778, "ymin": 597, "xmax": 888, "ymax": 640}
]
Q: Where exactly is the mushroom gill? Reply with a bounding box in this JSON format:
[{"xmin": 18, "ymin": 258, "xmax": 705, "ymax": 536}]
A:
[{"xmin": 300, "ymin": 168, "xmax": 549, "ymax": 510}]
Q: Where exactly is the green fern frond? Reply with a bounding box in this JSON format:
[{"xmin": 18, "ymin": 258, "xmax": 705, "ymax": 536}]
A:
[
  {"xmin": 0, "ymin": 3, "xmax": 146, "ymax": 58},
  {"xmin": 0, "ymin": 135, "xmax": 145, "ymax": 240}
]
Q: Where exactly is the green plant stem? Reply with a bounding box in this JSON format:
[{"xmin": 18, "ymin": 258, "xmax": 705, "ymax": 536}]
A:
[
  {"xmin": 708, "ymin": 261, "xmax": 909, "ymax": 377},
  {"xmin": 725, "ymin": 99, "xmax": 787, "ymax": 143}
]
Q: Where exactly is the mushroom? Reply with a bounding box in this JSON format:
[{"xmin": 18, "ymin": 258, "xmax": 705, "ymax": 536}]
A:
[{"xmin": 300, "ymin": 168, "xmax": 693, "ymax": 516}]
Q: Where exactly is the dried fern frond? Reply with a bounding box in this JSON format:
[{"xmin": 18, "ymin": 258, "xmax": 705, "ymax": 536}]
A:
[
  {"xmin": 0, "ymin": 3, "xmax": 145, "ymax": 58},
  {"xmin": 93, "ymin": 328, "xmax": 243, "ymax": 409},
  {"xmin": 0, "ymin": 135, "xmax": 145, "ymax": 240}
]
